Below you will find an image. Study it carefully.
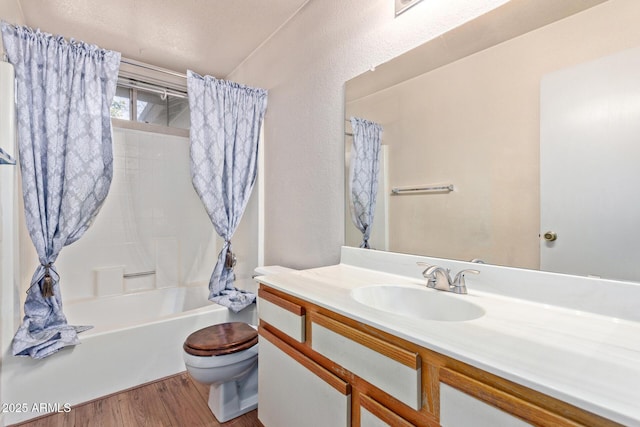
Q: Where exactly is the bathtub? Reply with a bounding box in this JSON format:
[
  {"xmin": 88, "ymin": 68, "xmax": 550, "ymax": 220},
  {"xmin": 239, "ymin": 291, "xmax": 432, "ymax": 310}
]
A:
[{"xmin": 1, "ymin": 281, "xmax": 257, "ymax": 425}]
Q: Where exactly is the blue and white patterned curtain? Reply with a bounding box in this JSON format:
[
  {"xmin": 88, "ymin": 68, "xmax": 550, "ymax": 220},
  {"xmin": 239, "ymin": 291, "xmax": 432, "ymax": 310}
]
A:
[
  {"xmin": 349, "ymin": 117, "xmax": 383, "ymax": 249},
  {"xmin": 187, "ymin": 70, "xmax": 267, "ymax": 313},
  {"xmin": 2, "ymin": 22, "xmax": 121, "ymax": 359}
]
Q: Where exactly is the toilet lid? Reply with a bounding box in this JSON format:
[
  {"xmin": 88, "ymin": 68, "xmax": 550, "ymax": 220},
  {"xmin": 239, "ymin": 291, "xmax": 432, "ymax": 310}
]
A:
[{"xmin": 183, "ymin": 322, "xmax": 258, "ymax": 357}]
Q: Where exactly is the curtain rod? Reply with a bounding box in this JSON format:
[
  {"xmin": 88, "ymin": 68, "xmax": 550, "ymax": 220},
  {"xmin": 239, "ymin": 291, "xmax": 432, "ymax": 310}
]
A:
[
  {"xmin": 117, "ymin": 78, "xmax": 188, "ymax": 99},
  {"xmin": 0, "ymin": 53, "xmax": 187, "ymax": 78},
  {"xmin": 391, "ymin": 184, "xmax": 454, "ymax": 194},
  {"xmin": 120, "ymin": 57, "xmax": 187, "ymax": 80}
]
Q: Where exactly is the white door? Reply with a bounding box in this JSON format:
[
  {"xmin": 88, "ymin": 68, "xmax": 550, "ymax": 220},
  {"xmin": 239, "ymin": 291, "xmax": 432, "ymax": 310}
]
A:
[{"xmin": 540, "ymin": 46, "xmax": 640, "ymax": 282}]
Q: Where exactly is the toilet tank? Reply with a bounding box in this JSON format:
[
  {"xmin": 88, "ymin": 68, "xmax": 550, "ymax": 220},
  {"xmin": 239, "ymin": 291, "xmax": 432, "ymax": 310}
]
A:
[{"xmin": 253, "ymin": 265, "xmax": 295, "ymax": 276}]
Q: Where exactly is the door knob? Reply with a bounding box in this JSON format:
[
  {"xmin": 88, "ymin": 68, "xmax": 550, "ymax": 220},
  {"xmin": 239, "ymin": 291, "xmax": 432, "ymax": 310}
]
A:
[{"xmin": 543, "ymin": 231, "xmax": 557, "ymax": 242}]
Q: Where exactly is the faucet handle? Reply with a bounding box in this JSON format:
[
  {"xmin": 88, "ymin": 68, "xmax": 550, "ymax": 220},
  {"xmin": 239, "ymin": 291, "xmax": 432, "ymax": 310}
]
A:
[
  {"xmin": 416, "ymin": 262, "xmax": 450, "ymax": 278},
  {"xmin": 416, "ymin": 261, "xmax": 433, "ymax": 277},
  {"xmin": 452, "ymin": 269, "xmax": 480, "ymax": 294}
]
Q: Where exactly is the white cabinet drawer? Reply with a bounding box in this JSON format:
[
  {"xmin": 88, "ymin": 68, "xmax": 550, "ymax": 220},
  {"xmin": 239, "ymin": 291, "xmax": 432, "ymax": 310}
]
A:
[
  {"xmin": 258, "ymin": 287, "xmax": 305, "ymax": 342},
  {"xmin": 310, "ymin": 313, "xmax": 422, "ymax": 410}
]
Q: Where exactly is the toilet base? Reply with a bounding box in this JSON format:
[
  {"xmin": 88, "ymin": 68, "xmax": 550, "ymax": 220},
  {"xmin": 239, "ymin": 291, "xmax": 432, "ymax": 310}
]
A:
[{"xmin": 207, "ymin": 362, "xmax": 259, "ymax": 422}]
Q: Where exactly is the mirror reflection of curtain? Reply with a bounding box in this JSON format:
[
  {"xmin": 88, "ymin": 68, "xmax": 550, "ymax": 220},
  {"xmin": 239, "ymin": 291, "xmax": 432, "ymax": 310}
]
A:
[
  {"xmin": 1, "ymin": 22, "xmax": 121, "ymax": 359},
  {"xmin": 0, "ymin": 146, "xmax": 15, "ymax": 165},
  {"xmin": 187, "ymin": 70, "xmax": 267, "ymax": 313},
  {"xmin": 349, "ymin": 117, "xmax": 383, "ymax": 248}
]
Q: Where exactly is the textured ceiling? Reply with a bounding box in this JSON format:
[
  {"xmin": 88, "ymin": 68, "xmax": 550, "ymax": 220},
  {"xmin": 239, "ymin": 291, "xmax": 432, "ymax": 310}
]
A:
[{"xmin": 16, "ymin": 0, "xmax": 310, "ymax": 77}]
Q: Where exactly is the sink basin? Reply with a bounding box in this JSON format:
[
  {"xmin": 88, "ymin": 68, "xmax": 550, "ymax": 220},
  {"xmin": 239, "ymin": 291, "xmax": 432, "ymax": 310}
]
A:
[{"xmin": 351, "ymin": 284, "xmax": 485, "ymax": 322}]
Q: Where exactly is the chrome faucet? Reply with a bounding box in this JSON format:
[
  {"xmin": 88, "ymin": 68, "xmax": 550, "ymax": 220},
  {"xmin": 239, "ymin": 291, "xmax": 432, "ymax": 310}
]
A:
[
  {"xmin": 422, "ymin": 265, "xmax": 452, "ymax": 291},
  {"xmin": 417, "ymin": 262, "xmax": 480, "ymax": 294}
]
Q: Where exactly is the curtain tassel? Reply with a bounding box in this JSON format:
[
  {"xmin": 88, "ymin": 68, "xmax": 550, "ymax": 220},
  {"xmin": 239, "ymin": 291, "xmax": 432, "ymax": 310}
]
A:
[
  {"xmin": 224, "ymin": 244, "xmax": 237, "ymax": 270},
  {"xmin": 41, "ymin": 263, "xmax": 54, "ymax": 297}
]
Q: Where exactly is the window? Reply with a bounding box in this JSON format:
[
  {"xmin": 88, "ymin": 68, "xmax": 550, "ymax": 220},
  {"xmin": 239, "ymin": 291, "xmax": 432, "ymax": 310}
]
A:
[
  {"xmin": 110, "ymin": 86, "xmax": 131, "ymax": 120},
  {"xmin": 110, "ymin": 85, "xmax": 189, "ymax": 130}
]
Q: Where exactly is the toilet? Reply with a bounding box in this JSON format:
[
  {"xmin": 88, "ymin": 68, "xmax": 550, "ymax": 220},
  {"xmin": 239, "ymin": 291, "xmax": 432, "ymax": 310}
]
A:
[{"xmin": 183, "ymin": 266, "xmax": 293, "ymax": 422}]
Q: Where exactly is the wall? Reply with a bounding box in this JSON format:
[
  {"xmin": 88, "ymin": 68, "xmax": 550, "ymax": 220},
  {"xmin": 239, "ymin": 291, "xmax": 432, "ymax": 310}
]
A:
[
  {"xmin": 0, "ymin": 2, "xmax": 23, "ymax": 424},
  {"xmin": 0, "ymin": 63, "xmax": 17, "ymax": 427},
  {"xmin": 228, "ymin": 0, "xmax": 511, "ymax": 269},
  {"xmin": 345, "ymin": 0, "xmax": 640, "ymax": 270},
  {"xmin": 0, "ymin": 0, "xmax": 23, "ymax": 52}
]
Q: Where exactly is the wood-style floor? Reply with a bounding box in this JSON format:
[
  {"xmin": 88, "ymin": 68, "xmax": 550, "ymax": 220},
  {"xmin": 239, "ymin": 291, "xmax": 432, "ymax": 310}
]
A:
[{"xmin": 12, "ymin": 372, "xmax": 261, "ymax": 427}]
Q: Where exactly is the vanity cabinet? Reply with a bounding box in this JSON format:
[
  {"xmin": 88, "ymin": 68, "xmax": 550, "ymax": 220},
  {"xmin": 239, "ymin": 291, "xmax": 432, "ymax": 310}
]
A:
[{"xmin": 257, "ymin": 284, "xmax": 620, "ymax": 427}]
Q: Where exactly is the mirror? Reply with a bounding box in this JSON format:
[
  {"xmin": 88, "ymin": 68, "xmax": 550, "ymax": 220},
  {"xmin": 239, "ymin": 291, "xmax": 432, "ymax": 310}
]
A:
[{"xmin": 344, "ymin": 0, "xmax": 640, "ymax": 282}]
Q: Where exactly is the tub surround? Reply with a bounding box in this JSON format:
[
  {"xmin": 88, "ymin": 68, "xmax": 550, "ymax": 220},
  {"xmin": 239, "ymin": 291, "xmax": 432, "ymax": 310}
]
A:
[{"xmin": 256, "ymin": 247, "xmax": 640, "ymax": 426}]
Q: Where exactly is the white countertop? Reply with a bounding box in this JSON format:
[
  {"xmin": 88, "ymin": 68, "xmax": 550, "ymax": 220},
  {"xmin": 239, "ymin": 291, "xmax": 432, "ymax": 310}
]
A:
[{"xmin": 258, "ymin": 259, "xmax": 640, "ymax": 426}]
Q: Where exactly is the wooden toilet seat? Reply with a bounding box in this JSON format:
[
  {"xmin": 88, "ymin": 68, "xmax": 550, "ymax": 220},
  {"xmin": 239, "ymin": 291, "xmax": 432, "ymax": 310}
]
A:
[{"xmin": 183, "ymin": 322, "xmax": 258, "ymax": 357}]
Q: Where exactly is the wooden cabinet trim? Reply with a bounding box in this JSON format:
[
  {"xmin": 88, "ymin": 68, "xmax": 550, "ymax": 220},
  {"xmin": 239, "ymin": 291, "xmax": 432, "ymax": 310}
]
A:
[
  {"xmin": 311, "ymin": 311, "xmax": 420, "ymax": 370},
  {"xmin": 258, "ymin": 287, "xmax": 305, "ymax": 316},
  {"xmin": 360, "ymin": 394, "xmax": 416, "ymax": 427},
  {"xmin": 423, "ymin": 361, "xmax": 440, "ymax": 418},
  {"xmin": 259, "ymin": 325, "xmax": 351, "ymax": 396}
]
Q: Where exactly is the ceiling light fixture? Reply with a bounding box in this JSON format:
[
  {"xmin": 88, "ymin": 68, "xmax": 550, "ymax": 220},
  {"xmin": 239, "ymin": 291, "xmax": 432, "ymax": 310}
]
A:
[{"xmin": 395, "ymin": 0, "xmax": 424, "ymax": 16}]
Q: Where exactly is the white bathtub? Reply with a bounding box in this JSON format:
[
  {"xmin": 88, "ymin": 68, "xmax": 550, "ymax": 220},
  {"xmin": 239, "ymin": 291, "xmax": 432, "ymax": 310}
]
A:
[
  {"xmin": 66, "ymin": 283, "xmax": 246, "ymax": 334},
  {"xmin": 1, "ymin": 282, "xmax": 257, "ymax": 425}
]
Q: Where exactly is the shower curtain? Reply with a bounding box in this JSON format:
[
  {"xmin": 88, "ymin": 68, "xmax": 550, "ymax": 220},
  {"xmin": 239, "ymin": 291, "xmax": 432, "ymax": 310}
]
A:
[
  {"xmin": 349, "ymin": 117, "xmax": 383, "ymax": 249},
  {"xmin": 187, "ymin": 70, "xmax": 267, "ymax": 313},
  {"xmin": 2, "ymin": 22, "xmax": 121, "ymax": 359}
]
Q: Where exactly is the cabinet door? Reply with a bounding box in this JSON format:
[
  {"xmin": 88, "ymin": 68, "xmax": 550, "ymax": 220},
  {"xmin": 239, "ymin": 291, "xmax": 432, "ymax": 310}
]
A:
[
  {"xmin": 439, "ymin": 369, "xmax": 579, "ymax": 427},
  {"xmin": 440, "ymin": 383, "xmax": 532, "ymax": 427},
  {"xmin": 258, "ymin": 328, "xmax": 351, "ymax": 427}
]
